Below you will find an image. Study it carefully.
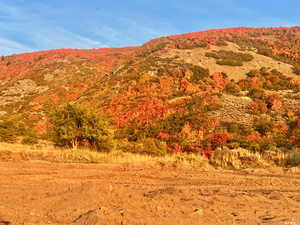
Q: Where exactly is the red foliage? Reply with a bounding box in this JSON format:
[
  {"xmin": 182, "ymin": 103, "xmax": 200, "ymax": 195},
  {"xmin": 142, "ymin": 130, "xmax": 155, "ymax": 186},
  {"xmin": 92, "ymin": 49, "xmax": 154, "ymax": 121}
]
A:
[
  {"xmin": 202, "ymin": 149, "xmax": 212, "ymax": 159},
  {"xmin": 28, "ymin": 114, "xmax": 40, "ymax": 121},
  {"xmin": 211, "ymin": 72, "xmax": 229, "ymax": 90},
  {"xmin": 273, "ymin": 121, "xmax": 289, "ymax": 133},
  {"xmin": 209, "ymin": 132, "xmax": 232, "ymax": 149},
  {"xmin": 248, "ymin": 100, "xmax": 268, "ymax": 114},
  {"xmin": 265, "ymin": 92, "xmax": 283, "ymax": 111},
  {"xmin": 109, "ymin": 83, "xmax": 171, "ymax": 127},
  {"xmin": 158, "ymin": 131, "xmax": 170, "ymax": 140},
  {"xmin": 171, "ymin": 145, "xmax": 183, "ymax": 153},
  {"xmin": 246, "ymin": 133, "xmax": 262, "ymax": 142}
]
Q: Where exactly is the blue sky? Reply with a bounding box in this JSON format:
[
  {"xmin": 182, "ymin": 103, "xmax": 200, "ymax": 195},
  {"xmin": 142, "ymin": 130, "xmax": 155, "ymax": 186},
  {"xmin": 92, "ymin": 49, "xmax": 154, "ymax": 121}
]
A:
[{"xmin": 0, "ymin": 0, "xmax": 299, "ymax": 55}]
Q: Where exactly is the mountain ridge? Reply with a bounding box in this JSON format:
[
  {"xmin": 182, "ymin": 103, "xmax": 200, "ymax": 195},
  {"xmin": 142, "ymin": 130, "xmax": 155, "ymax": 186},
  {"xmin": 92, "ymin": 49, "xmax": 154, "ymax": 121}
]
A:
[{"xmin": 0, "ymin": 26, "xmax": 299, "ymax": 153}]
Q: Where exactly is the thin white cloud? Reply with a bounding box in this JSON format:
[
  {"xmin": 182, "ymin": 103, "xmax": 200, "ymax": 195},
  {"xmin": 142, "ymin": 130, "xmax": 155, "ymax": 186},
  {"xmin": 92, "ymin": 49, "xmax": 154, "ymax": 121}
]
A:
[
  {"xmin": 92, "ymin": 16, "xmax": 176, "ymax": 47},
  {"xmin": 30, "ymin": 27, "xmax": 108, "ymax": 50},
  {"xmin": 0, "ymin": 1, "xmax": 108, "ymax": 55},
  {"xmin": 0, "ymin": 38, "xmax": 33, "ymax": 56}
]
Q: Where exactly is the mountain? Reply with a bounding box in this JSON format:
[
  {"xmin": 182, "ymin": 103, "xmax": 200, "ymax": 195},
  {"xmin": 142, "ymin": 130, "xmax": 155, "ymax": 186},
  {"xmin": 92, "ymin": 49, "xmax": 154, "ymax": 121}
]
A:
[{"xmin": 0, "ymin": 26, "xmax": 300, "ymax": 152}]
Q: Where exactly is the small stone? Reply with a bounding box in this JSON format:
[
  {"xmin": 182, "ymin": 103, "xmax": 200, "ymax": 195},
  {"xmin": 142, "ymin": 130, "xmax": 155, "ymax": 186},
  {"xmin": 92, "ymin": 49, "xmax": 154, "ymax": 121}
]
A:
[
  {"xmin": 231, "ymin": 212, "xmax": 239, "ymax": 217},
  {"xmin": 192, "ymin": 208, "xmax": 204, "ymax": 216},
  {"xmin": 0, "ymin": 220, "xmax": 10, "ymax": 225},
  {"xmin": 260, "ymin": 215, "xmax": 276, "ymax": 221}
]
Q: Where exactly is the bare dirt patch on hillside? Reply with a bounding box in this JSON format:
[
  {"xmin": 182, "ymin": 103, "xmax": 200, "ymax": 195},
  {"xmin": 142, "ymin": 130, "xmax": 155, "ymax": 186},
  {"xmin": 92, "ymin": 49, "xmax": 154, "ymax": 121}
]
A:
[
  {"xmin": 0, "ymin": 161, "xmax": 300, "ymax": 225},
  {"xmin": 161, "ymin": 42, "xmax": 296, "ymax": 80}
]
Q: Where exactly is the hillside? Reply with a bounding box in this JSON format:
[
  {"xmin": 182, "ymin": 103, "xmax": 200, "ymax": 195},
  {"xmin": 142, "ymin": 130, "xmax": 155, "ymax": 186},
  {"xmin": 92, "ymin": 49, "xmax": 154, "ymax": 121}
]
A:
[{"xmin": 0, "ymin": 26, "xmax": 300, "ymax": 155}]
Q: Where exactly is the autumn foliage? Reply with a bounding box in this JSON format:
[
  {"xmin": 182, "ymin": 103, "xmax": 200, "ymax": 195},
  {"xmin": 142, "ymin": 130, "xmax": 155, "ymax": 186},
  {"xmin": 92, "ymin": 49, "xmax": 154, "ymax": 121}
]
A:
[{"xmin": 0, "ymin": 26, "xmax": 300, "ymax": 157}]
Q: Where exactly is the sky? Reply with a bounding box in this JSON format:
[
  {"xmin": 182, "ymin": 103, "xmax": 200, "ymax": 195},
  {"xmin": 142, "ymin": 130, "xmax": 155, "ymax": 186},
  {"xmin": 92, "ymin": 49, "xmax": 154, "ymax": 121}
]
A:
[{"xmin": 0, "ymin": 0, "xmax": 299, "ymax": 56}]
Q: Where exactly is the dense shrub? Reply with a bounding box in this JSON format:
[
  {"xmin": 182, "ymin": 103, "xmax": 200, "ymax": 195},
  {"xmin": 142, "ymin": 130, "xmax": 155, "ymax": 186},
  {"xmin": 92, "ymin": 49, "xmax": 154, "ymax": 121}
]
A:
[
  {"xmin": 257, "ymin": 48, "xmax": 272, "ymax": 56},
  {"xmin": 119, "ymin": 138, "xmax": 168, "ymax": 156},
  {"xmin": 241, "ymin": 68, "xmax": 292, "ymax": 91},
  {"xmin": 216, "ymin": 59, "xmax": 243, "ymax": 66},
  {"xmin": 49, "ymin": 104, "xmax": 114, "ymax": 151},
  {"xmin": 190, "ymin": 65, "xmax": 209, "ymax": 84},
  {"xmin": 254, "ymin": 119, "xmax": 274, "ymax": 135},
  {"xmin": 285, "ymin": 152, "xmax": 300, "ymax": 166},
  {"xmin": 205, "ymin": 50, "xmax": 254, "ymax": 66},
  {"xmin": 22, "ymin": 135, "xmax": 39, "ymax": 145},
  {"xmin": 248, "ymin": 100, "xmax": 268, "ymax": 114},
  {"xmin": 209, "ymin": 132, "xmax": 231, "ymax": 150},
  {"xmin": 0, "ymin": 119, "xmax": 23, "ymax": 143},
  {"xmin": 293, "ymin": 65, "xmax": 300, "ymax": 75},
  {"xmin": 247, "ymin": 88, "xmax": 266, "ymax": 99},
  {"xmin": 246, "ymin": 69, "xmax": 261, "ymax": 78}
]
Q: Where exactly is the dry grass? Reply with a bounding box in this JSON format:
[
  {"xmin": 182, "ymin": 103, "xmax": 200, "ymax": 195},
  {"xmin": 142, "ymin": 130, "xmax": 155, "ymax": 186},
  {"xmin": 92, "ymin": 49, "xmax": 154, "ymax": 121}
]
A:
[
  {"xmin": 0, "ymin": 142, "xmax": 298, "ymax": 169},
  {"xmin": 210, "ymin": 148, "xmax": 287, "ymax": 169},
  {"xmin": 0, "ymin": 142, "xmax": 209, "ymax": 168}
]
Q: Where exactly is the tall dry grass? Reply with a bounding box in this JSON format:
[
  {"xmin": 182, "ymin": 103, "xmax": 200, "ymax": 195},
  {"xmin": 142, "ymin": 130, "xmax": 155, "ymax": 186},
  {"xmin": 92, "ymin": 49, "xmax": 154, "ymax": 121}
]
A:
[
  {"xmin": 0, "ymin": 142, "xmax": 299, "ymax": 168},
  {"xmin": 0, "ymin": 142, "xmax": 209, "ymax": 167}
]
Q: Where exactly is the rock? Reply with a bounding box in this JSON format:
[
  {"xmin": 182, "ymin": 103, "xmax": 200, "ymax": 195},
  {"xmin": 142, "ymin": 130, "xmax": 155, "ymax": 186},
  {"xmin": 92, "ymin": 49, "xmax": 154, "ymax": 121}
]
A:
[
  {"xmin": 260, "ymin": 215, "xmax": 276, "ymax": 222},
  {"xmin": 192, "ymin": 208, "xmax": 204, "ymax": 216},
  {"xmin": 71, "ymin": 208, "xmax": 101, "ymax": 225},
  {"xmin": 0, "ymin": 220, "xmax": 10, "ymax": 225},
  {"xmin": 231, "ymin": 212, "xmax": 239, "ymax": 217}
]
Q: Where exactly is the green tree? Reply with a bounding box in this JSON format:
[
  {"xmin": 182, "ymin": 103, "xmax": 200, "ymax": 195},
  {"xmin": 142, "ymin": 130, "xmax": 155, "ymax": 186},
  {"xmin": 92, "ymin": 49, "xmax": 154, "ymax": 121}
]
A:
[{"xmin": 49, "ymin": 104, "xmax": 114, "ymax": 151}]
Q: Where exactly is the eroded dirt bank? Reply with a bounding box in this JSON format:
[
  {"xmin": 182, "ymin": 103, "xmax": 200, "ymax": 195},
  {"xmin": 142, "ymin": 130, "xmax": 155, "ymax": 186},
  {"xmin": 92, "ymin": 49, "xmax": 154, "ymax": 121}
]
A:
[{"xmin": 0, "ymin": 161, "xmax": 300, "ymax": 225}]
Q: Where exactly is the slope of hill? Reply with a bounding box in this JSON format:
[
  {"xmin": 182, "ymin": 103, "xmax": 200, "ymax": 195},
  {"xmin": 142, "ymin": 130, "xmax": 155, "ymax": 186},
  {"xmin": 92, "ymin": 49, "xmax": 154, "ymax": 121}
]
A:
[{"xmin": 0, "ymin": 26, "xmax": 300, "ymax": 154}]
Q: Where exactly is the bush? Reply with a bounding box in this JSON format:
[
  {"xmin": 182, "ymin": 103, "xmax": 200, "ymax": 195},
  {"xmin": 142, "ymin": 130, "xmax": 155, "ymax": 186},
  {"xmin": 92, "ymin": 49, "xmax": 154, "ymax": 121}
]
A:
[
  {"xmin": 248, "ymin": 100, "xmax": 268, "ymax": 114},
  {"xmin": 224, "ymin": 81, "xmax": 241, "ymax": 95},
  {"xmin": 190, "ymin": 65, "xmax": 209, "ymax": 84},
  {"xmin": 22, "ymin": 135, "xmax": 39, "ymax": 145},
  {"xmin": 285, "ymin": 152, "xmax": 300, "ymax": 166},
  {"xmin": 248, "ymin": 88, "xmax": 265, "ymax": 99},
  {"xmin": 0, "ymin": 120, "xmax": 20, "ymax": 143},
  {"xmin": 49, "ymin": 104, "xmax": 114, "ymax": 151},
  {"xmin": 254, "ymin": 119, "xmax": 273, "ymax": 136},
  {"xmin": 293, "ymin": 65, "xmax": 300, "ymax": 75},
  {"xmin": 209, "ymin": 132, "xmax": 231, "ymax": 150},
  {"xmin": 119, "ymin": 138, "xmax": 168, "ymax": 156},
  {"xmin": 205, "ymin": 50, "xmax": 254, "ymax": 67},
  {"xmin": 257, "ymin": 48, "xmax": 272, "ymax": 56},
  {"xmin": 246, "ymin": 69, "xmax": 260, "ymax": 78},
  {"xmin": 216, "ymin": 59, "xmax": 243, "ymax": 66}
]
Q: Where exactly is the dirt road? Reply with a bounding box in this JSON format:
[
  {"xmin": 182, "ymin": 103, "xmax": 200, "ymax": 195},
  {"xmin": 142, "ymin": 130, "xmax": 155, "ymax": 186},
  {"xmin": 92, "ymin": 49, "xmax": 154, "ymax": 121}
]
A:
[{"xmin": 0, "ymin": 161, "xmax": 299, "ymax": 225}]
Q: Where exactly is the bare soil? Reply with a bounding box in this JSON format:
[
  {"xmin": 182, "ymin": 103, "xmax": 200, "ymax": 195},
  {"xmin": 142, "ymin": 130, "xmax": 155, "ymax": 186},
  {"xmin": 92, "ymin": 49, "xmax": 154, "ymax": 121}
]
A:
[
  {"xmin": 161, "ymin": 42, "xmax": 296, "ymax": 80},
  {"xmin": 0, "ymin": 161, "xmax": 300, "ymax": 225}
]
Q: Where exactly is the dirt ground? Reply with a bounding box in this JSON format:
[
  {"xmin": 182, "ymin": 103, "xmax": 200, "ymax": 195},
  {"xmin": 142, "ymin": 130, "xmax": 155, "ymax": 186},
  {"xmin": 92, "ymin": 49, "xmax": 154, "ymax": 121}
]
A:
[{"xmin": 0, "ymin": 161, "xmax": 300, "ymax": 225}]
